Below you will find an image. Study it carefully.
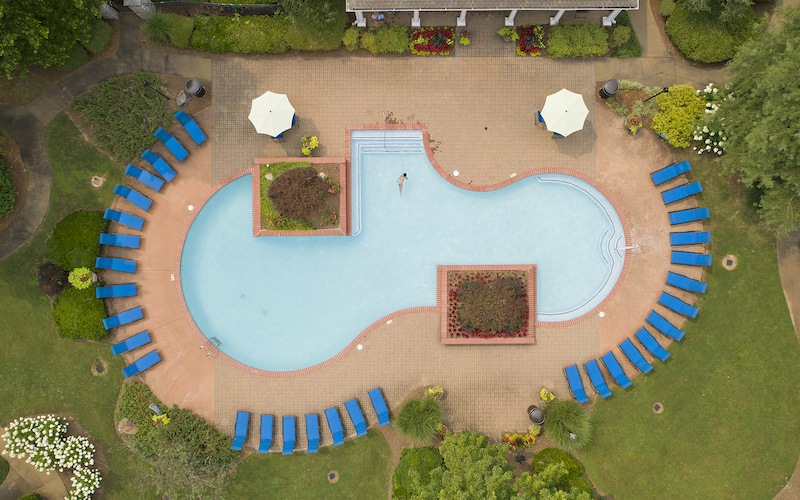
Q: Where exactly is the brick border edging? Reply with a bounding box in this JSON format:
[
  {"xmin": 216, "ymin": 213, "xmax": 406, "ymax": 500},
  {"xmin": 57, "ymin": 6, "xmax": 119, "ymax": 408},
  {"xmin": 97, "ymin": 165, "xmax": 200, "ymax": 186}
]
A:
[
  {"xmin": 251, "ymin": 157, "xmax": 348, "ymax": 236},
  {"xmin": 345, "ymin": 123, "xmax": 633, "ymax": 329},
  {"xmin": 437, "ymin": 264, "xmax": 537, "ymax": 345}
]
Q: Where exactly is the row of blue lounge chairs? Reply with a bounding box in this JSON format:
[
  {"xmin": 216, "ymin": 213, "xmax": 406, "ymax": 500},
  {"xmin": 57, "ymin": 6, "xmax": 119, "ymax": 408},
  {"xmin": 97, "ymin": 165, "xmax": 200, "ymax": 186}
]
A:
[
  {"xmin": 231, "ymin": 388, "xmax": 390, "ymax": 453},
  {"xmin": 96, "ymin": 111, "xmax": 207, "ymax": 380}
]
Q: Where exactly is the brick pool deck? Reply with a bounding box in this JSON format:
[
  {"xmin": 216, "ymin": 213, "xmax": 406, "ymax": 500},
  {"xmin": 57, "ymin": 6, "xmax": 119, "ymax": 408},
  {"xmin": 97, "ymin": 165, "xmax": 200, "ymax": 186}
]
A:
[{"xmin": 104, "ymin": 31, "xmax": 708, "ymax": 450}]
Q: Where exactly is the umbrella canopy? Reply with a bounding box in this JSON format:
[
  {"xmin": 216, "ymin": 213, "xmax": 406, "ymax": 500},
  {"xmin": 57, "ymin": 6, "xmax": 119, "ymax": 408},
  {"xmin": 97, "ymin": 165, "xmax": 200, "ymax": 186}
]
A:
[
  {"xmin": 540, "ymin": 89, "xmax": 589, "ymax": 137},
  {"xmin": 248, "ymin": 91, "xmax": 296, "ymax": 137}
]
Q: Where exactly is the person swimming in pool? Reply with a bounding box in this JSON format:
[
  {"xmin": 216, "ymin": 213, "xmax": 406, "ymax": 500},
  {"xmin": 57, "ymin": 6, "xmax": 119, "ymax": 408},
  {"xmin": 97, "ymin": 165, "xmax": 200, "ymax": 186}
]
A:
[{"xmin": 397, "ymin": 173, "xmax": 407, "ymax": 196}]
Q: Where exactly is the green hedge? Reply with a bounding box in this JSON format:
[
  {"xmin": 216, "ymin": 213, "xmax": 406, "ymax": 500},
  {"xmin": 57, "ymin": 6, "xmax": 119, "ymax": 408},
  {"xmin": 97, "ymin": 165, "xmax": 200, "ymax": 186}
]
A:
[
  {"xmin": 86, "ymin": 19, "xmax": 113, "ymax": 54},
  {"xmin": 52, "ymin": 285, "xmax": 106, "ymax": 340},
  {"xmin": 392, "ymin": 447, "xmax": 443, "ymax": 498},
  {"xmin": 531, "ymin": 448, "xmax": 593, "ymax": 495},
  {"xmin": 144, "ymin": 13, "xmax": 194, "ymax": 48},
  {"xmin": 191, "ymin": 14, "xmax": 290, "ymax": 53},
  {"xmin": 72, "ymin": 72, "xmax": 173, "ymax": 162},
  {"xmin": 547, "ymin": 24, "xmax": 609, "ymax": 58},
  {"xmin": 651, "ymin": 84, "xmax": 705, "ymax": 148},
  {"xmin": 610, "ymin": 12, "xmax": 642, "ymax": 58},
  {"xmin": 359, "ymin": 26, "xmax": 408, "ymax": 54},
  {"xmin": 45, "ymin": 210, "xmax": 106, "ymax": 270},
  {"xmin": 117, "ymin": 382, "xmax": 238, "ymax": 498},
  {"xmin": 0, "ymin": 157, "xmax": 16, "ymax": 217},
  {"xmin": 665, "ymin": 3, "xmax": 757, "ymax": 63}
]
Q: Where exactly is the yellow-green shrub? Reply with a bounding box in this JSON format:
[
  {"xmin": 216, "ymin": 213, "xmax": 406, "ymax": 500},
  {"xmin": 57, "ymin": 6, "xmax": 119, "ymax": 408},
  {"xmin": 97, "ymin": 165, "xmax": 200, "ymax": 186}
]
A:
[{"xmin": 651, "ymin": 84, "xmax": 705, "ymax": 148}]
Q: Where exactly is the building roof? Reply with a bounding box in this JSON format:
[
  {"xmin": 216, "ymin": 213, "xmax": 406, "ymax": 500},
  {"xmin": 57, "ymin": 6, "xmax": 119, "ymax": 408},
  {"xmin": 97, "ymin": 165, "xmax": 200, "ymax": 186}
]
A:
[{"xmin": 346, "ymin": 0, "xmax": 638, "ymax": 10}]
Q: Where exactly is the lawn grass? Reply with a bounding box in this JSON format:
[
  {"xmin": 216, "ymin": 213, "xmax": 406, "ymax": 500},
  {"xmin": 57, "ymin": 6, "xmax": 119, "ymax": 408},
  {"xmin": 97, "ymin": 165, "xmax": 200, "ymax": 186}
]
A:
[
  {"xmin": 580, "ymin": 151, "xmax": 800, "ymax": 498},
  {"xmin": 225, "ymin": 431, "xmax": 392, "ymax": 499},
  {"xmin": 0, "ymin": 113, "xmax": 154, "ymax": 498}
]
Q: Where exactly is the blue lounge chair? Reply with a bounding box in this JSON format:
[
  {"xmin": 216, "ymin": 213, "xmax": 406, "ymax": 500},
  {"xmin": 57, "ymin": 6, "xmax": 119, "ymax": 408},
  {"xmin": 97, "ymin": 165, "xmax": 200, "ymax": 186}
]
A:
[
  {"xmin": 672, "ymin": 251, "xmax": 713, "ymax": 267},
  {"xmin": 651, "ymin": 160, "xmax": 691, "ymax": 186},
  {"xmin": 124, "ymin": 164, "xmax": 164, "ymax": 192},
  {"xmin": 659, "ymin": 291, "xmax": 699, "ymax": 319},
  {"xmin": 368, "ymin": 388, "xmax": 390, "ymax": 427},
  {"xmin": 661, "ymin": 181, "xmax": 703, "ymax": 204},
  {"xmin": 258, "ymin": 414, "xmax": 273, "ymax": 454},
  {"xmin": 344, "ymin": 399, "xmax": 368, "ymax": 437},
  {"xmin": 95, "ymin": 257, "xmax": 137, "ymax": 274},
  {"xmin": 96, "ymin": 283, "xmax": 137, "ymax": 298},
  {"xmin": 102, "ymin": 306, "xmax": 144, "ymax": 330},
  {"xmin": 104, "ymin": 208, "xmax": 144, "ymax": 231},
  {"xmin": 536, "ymin": 110, "xmax": 545, "ymax": 123},
  {"xmin": 175, "ymin": 110, "xmax": 208, "ymax": 145},
  {"xmin": 646, "ymin": 310, "xmax": 686, "ymax": 341},
  {"xmin": 230, "ymin": 411, "xmax": 250, "ymax": 451},
  {"xmin": 282, "ymin": 416, "xmax": 295, "ymax": 455},
  {"xmin": 113, "ymin": 184, "xmax": 153, "ymax": 212},
  {"xmin": 669, "ymin": 207, "xmax": 711, "ymax": 225},
  {"xmin": 324, "ymin": 407, "xmax": 344, "ymax": 446},
  {"xmin": 670, "ymin": 231, "xmax": 712, "ymax": 246},
  {"xmin": 635, "ymin": 328, "xmax": 671, "ymax": 362},
  {"xmin": 306, "ymin": 414, "xmax": 320, "ymax": 453},
  {"xmin": 121, "ymin": 349, "xmax": 161, "ymax": 378},
  {"xmin": 583, "ymin": 360, "xmax": 612, "ymax": 399},
  {"xmin": 600, "ymin": 351, "xmax": 632, "ymax": 389},
  {"xmin": 564, "ymin": 364, "xmax": 589, "ymax": 403},
  {"xmin": 110, "ymin": 330, "xmax": 151, "ymax": 355},
  {"xmin": 619, "ymin": 339, "xmax": 654, "ymax": 374},
  {"xmin": 142, "ymin": 149, "xmax": 177, "ymax": 182},
  {"xmin": 99, "ymin": 233, "xmax": 140, "ymax": 249},
  {"xmin": 154, "ymin": 127, "xmax": 189, "ymax": 161},
  {"xmin": 666, "ymin": 271, "xmax": 708, "ymax": 294}
]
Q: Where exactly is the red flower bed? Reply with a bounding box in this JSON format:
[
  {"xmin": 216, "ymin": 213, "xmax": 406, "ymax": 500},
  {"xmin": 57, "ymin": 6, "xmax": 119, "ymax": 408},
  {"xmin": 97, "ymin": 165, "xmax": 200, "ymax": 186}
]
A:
[
  {"xmin": 446, "ymin": 270, "xmax": 529, "ymax": 339},
  {"xmin": 410, "ymin": 27, "xmax": 454, "ymax": 56},
  {"xmin": 517, "ymin": 24, "xmax": 546, "ymax": 57}
]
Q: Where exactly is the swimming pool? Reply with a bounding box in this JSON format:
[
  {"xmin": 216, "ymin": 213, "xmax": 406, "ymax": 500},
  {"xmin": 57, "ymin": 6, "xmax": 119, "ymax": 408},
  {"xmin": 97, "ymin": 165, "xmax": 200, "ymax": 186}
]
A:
[{"xmin": 180, "ymin": 129, "xmax": 626, "ymax": 372}]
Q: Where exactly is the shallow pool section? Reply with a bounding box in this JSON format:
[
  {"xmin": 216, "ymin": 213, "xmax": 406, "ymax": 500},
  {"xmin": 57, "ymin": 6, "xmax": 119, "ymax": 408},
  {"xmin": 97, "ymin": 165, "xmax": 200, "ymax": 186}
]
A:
[{"xmin": 180, "ymin": 130, "xmax": 625, "ymax": 372}]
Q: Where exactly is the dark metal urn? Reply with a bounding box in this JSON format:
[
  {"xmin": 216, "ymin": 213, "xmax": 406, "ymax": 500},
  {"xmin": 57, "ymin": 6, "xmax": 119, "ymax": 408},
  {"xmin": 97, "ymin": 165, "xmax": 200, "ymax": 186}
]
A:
[
  {"xmin": 185, "ymin": 78, "xmax": 206, "ymax": 97},
  {"xmin": 527, "ymin": 405, "xmax": 545, "ymax": 425},
  {"xmin": 599, "ymin": 79, "xmax": 619, "ymax": 99}
]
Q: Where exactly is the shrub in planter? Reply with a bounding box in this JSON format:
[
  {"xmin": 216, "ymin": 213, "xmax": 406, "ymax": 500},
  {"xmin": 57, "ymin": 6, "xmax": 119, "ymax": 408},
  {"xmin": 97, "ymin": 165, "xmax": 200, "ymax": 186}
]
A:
[
  {"xmin": 543, "ymin": 400, "xmax": 592, "ymax": 451},
  {"xmin": 610, "ymin": 11, "xmax": 642, "ymax": 58},
  {"xmin": 392, "ymin": 447, "xmax": 443, "ymax": 498},
  {"xmin": 651, "ymin": 84, "xmax": 705, "ymax": 148},
  {"xmin": 516, "ymin": 25, "xmax": 545, "ymax": 57},
  {"xmin": 268, "ymin": 167, "xmax": 326, "ymax": 220},
  {"xmin": 609, "ymin": 26, "xmax": 631, "ymax": 49},
  {"xmin": 45, "ymin": 211, "xmax": 106, "ymax": 271},
  {"xmin": 342, "ymin": 27, "xmax": 361, "ymax": 51},
  {"xmin": 547, "ymin": 24, "xmax": 608, "ymax": 58},
  {"xmin": 394, "ymin": 397, "xmax": 442, "ymax": 442},
  {"xmin": 360, "ymin": 26, "xmax": 408, "ymax": 54},
  {"xmin": 458, "ymin": 276, "xmax": 527, "ymax": 333},
  {"xmin": 531, "ymin": 448, "xmax": 593, "ymax": 495},
  {"xmin": 68, "ymin": 267, "xmax": 94, "ymax": 290},
  {"xmin": 0, "ymin": 157, "xmax": 16, "ymax": 217},
  {"xmin": 410, "ymin": 27, "xmax": 454, "ymax": 56},
  {"xmin": 52, "ymin": 285, "xmax": 106, "ymax": 340}
]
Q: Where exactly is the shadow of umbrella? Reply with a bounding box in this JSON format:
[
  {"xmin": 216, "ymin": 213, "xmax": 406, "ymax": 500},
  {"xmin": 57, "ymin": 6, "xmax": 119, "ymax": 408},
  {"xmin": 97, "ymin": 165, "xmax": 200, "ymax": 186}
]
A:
[{"xmin": 555, "ymin": 120, "xmax": 596, "ymax": 158}]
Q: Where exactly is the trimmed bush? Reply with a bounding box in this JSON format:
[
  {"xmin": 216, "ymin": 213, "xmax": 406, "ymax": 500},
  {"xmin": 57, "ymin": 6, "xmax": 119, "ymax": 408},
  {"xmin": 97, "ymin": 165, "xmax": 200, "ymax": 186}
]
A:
[
  {"xmin": 665, "ymin": 3, "xmax": 758, "ymax": 63},
  {"xmin": 546, "ymin": 24, "xmax": 608, "ymax": 58},
  {"xmin": 144, "ymin": 13, "xmax": 194, "ymax": 48},
  {"xmin": 117, "ymin": 382, "xmax": 238, "ymax": 498},
  {"xmin": 394, "ymin": 397, "xmax": 442, "ymax": 443},
  {"xmin": 72, "ymin": 72, "xmax": 173, "ymax": 162},
  {"xmin": 651, "ymin": 84, "xmax": 705, "ymax": 148},
  {"xmin": 57, "ymin": 45, "xmax": 89, "ymax": 72},
  {"xmin": 360, "ymin": 26, "xmax": 408, "ymax": 54},
  {"xmin": 392, "ymin": 447, "xmax": 443, "ymax": 499},
  {"xmin": 458, "ymin": 276, "xmax": 527, "ymax": 333},
  {"xmin": 531, "ymin": 448, "xmax": 593, "ymax": 494},
  {"xmin": 230, "ymin": 15, "xmax": 291, "ymax": 54},
  {"xmin": 45, "ymin": 210, "xmax": 106, "ymax": 270},
  {"xmin": 282, "ymin": 0, "xmax": 348, "ymax": 50},
  {"xmin": 190, "ymin": 15, "xmax": 234, "ymax": 52},
  {"xmin": 52, "ymin": 285, "xmax": 106, "ymax": 340},
  {"xmin": 610, "ymin": 11, "xmax": 642, "ymax": 58},
  {"xmin": 544, "ymin": 400, "xmax": 592, "ymax": 451},
  {"xmin": 0, "ymin": 157, "xmax": 16, "ymax": 217},
  {"xmin": 268, "ymin": 166, "xmax": 326, "ymax": 220},
  {"xmin": 343, "ymin": 27, "xmax": 361, "ymax": 51},
  {"xmin": 660, "ymin": 0, "xmax": 677, "ymax": 16},
  {"xmin": 85, "ymin": 19, "xmax": 113, "ymax": 54},
  {"xmin": 609, "ymin": 26, "xmax": 631, "ymax": 49}
]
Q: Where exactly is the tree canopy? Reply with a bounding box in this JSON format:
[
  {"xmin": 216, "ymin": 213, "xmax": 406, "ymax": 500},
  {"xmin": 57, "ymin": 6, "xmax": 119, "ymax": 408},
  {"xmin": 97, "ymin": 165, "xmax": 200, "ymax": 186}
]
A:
[
  {"xmin": 718, "ymin": 7, "xmax": 800, "ymax": 236},
  {"xmin": 0, "ymin": 0, "xmax": 102, "ymax": 78}
]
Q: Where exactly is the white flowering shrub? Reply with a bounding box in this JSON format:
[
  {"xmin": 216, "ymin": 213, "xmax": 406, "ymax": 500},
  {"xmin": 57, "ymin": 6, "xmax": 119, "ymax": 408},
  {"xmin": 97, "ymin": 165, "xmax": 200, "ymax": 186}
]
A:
[
  {"xmin": 2, "ymin": 415, "xmax": 102, "ymax": 499},
  {"xmin": 693, "ymin": 83, "xmax": 728, "ymax": 156}
]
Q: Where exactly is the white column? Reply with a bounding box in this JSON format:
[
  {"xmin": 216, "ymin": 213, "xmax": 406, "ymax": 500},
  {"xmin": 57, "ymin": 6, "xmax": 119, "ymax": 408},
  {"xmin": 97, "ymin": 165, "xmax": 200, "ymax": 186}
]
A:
[
  {"xmin": 411, "ymin": 10, "xmax": 421, "ymax": 27},
  {"xmin": 457, "ymin": 10, "xmax": 467, "ymax": 27},
  {"xmin": 504, "ymin": 9, "xmax": 518, "ymax": 26},
  {"xmin": 549, "ymin": 9, "xmax": 565, "ymax": 26},
  {"xmin": 354, "ymin": 11, "xmax": 367, "ymax": 27},
  {"xmin": 603, "ymin": 9, "xmax": 623, "ymax": 26}
]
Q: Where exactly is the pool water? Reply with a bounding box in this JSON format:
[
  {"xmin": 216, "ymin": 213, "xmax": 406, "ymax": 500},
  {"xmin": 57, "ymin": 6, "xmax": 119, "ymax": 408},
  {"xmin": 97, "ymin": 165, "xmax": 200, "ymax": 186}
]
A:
[{"xmin": 180, "ymin": 130, "xmax": 625, "ymax": 372}]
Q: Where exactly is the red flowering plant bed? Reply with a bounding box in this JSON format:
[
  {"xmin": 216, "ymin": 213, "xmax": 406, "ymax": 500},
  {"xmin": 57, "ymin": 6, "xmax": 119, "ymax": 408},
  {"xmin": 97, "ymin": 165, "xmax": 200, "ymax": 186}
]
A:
[
  {"xmin": 410, "ymin": 27, "xmax": 454, "ymax": 56},
  {"xmin": 516, "ymin": 24, "xmax": 546, "ymax": 57},
  {"xmin": 437, "ymin": 265, "xmax": 536, "ymax": 345}
]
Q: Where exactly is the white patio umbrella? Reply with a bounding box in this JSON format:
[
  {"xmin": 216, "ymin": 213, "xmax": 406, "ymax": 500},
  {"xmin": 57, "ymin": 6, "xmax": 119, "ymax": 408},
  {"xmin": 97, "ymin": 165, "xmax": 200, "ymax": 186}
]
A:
[
  {"xmin": 540, "ymin": 89, "xmax": 589, "ymax": 137},
  {"xmin": 248, "ymin": 91, "xmax": 296, "ymax": 137}
]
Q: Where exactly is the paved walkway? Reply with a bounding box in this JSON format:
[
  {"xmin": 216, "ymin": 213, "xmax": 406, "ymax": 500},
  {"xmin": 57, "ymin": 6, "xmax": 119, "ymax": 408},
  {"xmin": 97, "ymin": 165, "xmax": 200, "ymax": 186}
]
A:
[{"xmin": 0, "ymin": 440, "xmax": 68, "ymax": 499}]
